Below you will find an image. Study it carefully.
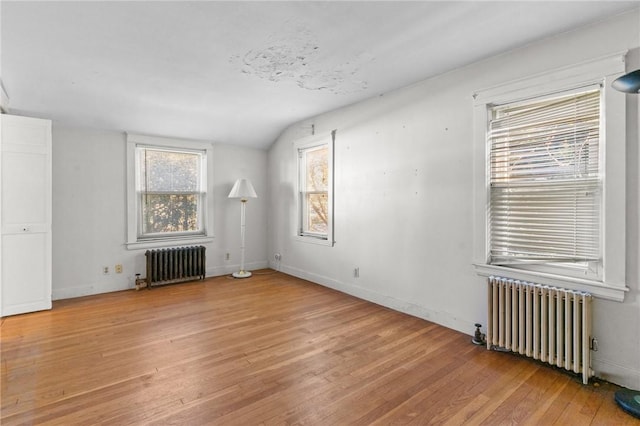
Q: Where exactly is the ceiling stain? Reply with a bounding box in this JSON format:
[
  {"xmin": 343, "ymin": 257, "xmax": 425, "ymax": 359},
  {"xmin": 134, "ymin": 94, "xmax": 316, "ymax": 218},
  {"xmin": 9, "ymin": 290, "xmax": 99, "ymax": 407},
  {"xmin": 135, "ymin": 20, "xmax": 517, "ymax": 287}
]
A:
[{"xmin": 230, "ymin": 27, "xmax": 372, "ymax": 95}]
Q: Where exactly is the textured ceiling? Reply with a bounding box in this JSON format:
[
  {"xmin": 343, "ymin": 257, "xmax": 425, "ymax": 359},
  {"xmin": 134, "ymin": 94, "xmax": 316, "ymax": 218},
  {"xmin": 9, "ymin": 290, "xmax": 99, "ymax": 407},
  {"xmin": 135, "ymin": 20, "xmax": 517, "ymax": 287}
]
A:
[{"xmin": 1, "ymin": 1, "xmax": 638, "ymax": 149}]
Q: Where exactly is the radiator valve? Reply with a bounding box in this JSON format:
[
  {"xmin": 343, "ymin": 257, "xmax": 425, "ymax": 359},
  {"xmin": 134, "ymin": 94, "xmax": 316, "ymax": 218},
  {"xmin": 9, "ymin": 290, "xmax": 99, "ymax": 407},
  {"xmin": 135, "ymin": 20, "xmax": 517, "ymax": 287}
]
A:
[
  {"xmin": 135, "ymin": 274, "xmax": 147, "ymax": 291},
  {"xmin": 472, "ymin": 323, "xmax": 486, "ymax": 346}
]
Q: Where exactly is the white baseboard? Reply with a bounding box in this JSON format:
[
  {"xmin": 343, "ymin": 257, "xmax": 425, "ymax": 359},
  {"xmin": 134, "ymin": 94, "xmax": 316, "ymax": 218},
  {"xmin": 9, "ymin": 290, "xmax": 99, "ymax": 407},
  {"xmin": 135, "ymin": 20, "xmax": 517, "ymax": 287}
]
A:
[
  {"xmin": 53, "ymin": 260, "xmax": 271, "ymax": 301},
  {"xmin": 207, "ymin": 260, "xmax": 269, "ymax": 278},
  {"xmin": 593, "ymin": 357, "xmax": 640, "ymax": 390},
  {"xmin": 277, "ymin": 263, "xmax": 476, "ymax": 338},
  {"xmin": 53, "ymin": 280, "xmax": 132, "ymax": 300}
]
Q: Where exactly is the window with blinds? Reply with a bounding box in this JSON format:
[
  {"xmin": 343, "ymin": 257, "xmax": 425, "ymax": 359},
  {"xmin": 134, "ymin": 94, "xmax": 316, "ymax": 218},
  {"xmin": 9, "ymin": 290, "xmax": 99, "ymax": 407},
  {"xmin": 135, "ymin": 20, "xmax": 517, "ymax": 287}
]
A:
[{"xmin": 488, "ymin": 88, "xmax": 601, "ymax": 268}]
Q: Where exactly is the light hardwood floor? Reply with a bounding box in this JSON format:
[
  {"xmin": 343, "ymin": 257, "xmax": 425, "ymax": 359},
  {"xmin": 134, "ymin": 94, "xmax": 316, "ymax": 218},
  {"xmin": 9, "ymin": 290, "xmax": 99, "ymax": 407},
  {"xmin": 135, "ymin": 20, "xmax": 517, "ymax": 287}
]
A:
[{"xmin": 1, "ymin": 271, "xmax": 637, "ymax": 425}]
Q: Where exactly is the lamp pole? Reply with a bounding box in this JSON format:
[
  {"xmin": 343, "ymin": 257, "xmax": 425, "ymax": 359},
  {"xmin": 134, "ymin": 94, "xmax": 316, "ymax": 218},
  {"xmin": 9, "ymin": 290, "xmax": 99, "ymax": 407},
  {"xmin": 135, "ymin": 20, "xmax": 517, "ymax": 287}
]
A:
[{"xmin": 233, "ymin": 199, "xmax": 251, "ymax": 278}]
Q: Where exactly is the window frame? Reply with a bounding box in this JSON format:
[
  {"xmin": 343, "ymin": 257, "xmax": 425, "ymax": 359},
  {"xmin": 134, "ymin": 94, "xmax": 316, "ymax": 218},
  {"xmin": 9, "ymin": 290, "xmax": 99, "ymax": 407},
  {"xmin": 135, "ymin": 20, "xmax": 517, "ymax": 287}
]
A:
[
  {"xmin": 472, "ymin": 53, "xmax": 628, "ymax": 302},
  {"xmin": 136, "ymin": 145, "xmax": 206, "ymax": 239},
  {"xmin": 487, "ymin": 87, "xmax": 602, "ymax": 279},
  {"xmin": 294, "ymin": 131, "xmax": 335, "ymax": 246},
  {"xmin": 126, "ymin": 133, "xmax": 214, "ymax": 250}
]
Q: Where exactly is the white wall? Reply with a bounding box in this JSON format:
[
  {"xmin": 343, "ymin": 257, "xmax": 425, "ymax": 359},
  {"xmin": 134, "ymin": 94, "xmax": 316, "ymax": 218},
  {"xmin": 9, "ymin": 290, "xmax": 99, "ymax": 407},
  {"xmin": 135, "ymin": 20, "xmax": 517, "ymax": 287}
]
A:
[
  {"xmin": 267, "ymin": 10, "xmax": 640, "ymax": 389},
  {"xmin": 52, "ymin": 126, "xmax": 268, "ymax": 299}
]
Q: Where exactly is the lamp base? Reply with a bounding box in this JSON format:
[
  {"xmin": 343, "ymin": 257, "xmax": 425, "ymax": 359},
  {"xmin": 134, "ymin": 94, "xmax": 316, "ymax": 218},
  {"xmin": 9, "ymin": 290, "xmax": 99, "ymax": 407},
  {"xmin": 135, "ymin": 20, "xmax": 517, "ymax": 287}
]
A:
[
  {"xmin": 232, "ymin": 270, "xmax": 252, "ymax": 279},
  {"xmin": 615, "ymin": 388, "xmax": 640, "ymax": 419}
]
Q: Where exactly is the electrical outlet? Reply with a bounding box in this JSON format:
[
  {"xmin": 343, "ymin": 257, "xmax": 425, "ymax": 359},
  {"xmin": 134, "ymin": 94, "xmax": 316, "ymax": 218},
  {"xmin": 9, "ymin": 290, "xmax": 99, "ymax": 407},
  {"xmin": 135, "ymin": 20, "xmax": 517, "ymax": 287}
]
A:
[
  {"xmin": 103, "ymin": 266, "xmax": 109, "ymax": 275},
  {"xmin": 115, "ymin": 264, "xmax": 123, "ymax": 273},
  {"xmin": 354, "ymin": 267, "xmax": 360, "ymax": 278},
  {"xmin": 274, "ymin": 253, "xmax": 282, "ymax": 261},
  {"xmin": 225, "ymin": 252, "xmax": 230, "ymax": 261}
]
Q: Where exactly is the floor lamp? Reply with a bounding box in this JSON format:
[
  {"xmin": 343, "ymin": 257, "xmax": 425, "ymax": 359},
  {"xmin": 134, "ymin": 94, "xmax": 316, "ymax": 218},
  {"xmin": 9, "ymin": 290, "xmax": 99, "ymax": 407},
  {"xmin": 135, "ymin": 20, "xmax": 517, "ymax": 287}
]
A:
[
  {"xmin": 612, "ymin": 69, "xmax": 640, "ymax": 94},
  {"xmin": 228, "ymin": 178, "xmax": 257, "ymax": 278},
  {"xmin": 611, "ymin": 67, "xmax": 640, "ymax": 419}
]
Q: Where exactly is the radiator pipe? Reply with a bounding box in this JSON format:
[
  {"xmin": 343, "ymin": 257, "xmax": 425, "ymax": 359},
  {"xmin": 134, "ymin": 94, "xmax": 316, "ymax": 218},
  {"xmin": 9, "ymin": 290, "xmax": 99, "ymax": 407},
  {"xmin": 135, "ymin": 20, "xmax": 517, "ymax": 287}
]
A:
[
  {"xmin": 472, "ymin": 323, "xmax": 486, "ymax": 345},
  {"xmin": 135, "ymin": 273, "xmax": 147, "ymax": 290}
]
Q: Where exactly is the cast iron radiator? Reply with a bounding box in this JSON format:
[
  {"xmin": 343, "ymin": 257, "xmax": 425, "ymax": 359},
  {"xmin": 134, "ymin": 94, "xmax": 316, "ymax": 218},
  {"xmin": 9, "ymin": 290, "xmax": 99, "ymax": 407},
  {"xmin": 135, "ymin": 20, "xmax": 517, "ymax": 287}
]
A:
[
  {"xmin": 487, "ymin": 276, "xmax": 593, "ymax": 384},
  {"xmin": 145, "ymin": 246, "xmax": 206, "ymax": 288}
]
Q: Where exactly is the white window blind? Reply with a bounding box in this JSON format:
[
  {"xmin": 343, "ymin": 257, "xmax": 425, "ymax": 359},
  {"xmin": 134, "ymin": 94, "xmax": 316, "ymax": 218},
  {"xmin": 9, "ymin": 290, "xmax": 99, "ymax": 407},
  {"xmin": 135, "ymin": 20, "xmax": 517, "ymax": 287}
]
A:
[{"xmin": 488, "ymin": 88, "xmax": 601, "ymax": 265}]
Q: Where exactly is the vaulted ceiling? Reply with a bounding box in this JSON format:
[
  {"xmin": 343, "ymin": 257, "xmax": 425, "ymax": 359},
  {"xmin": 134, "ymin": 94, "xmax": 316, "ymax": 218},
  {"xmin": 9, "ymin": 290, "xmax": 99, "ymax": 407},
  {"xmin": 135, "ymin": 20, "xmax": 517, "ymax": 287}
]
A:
[{"xmin": 1, "ymin": 1, "xmax": 637, "ymax": 149}]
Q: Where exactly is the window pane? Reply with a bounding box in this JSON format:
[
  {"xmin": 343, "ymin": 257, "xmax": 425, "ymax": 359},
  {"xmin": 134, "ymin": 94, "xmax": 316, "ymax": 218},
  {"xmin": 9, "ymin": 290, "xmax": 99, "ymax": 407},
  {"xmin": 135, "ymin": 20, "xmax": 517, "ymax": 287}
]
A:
[
  {"xmin": 140, "ymin": 149, "xmax": 200, "ymax": 192},
  {"xmin": 299, "ymin": 143, "xmax": 329, "ymax": 236},
  {"xmin": 305, "ymin": 193, "xmax": 328, "ymax": 234},
  {"xmin": 305, "ymin": 146, "xmax": 328, "ymax": 192},
  {"xmin": 137, "ymin": 147, "xmax": 205, "ymax": 238},
  {"xmin": 296, "ymin": 132, "xmax": 334, "ymax": 243},
  {"xmin": 490, "ymin": 91, "xmax": 600, "ymax": 184},
  {"xmin": 141, "ymin": 193, "xmax": 199, "ymax": 234},
  {"xmin": 488, "ymin": 89, "xmax": 601, "ymax": 265}
]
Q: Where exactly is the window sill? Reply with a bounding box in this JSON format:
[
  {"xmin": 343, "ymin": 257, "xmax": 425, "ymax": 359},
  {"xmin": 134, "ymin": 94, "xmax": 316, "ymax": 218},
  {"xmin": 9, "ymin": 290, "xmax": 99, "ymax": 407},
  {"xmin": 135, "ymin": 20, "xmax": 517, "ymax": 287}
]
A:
[
  {"xmin": 293, "ymin": 235, "xmax": 334, "ymax": 247},
  {"xmin": 473, "ymin": 263, "xmax": 627, "ymax": 302},
  {"xmin": 126, "ymin": 236, "xmax": 214, "ymax": 251}
]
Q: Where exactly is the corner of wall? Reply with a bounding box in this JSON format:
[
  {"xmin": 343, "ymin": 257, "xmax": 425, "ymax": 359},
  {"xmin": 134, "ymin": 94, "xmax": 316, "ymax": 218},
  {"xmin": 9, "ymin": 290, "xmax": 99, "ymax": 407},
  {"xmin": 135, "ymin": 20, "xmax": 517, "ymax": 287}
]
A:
[
  {"xmin": 278, "ymin": 263, "xmax": 477, "ymax": 338},
  {"xmin": 593, "ymin": 358, "xmax": 640, "ymax": 390}
]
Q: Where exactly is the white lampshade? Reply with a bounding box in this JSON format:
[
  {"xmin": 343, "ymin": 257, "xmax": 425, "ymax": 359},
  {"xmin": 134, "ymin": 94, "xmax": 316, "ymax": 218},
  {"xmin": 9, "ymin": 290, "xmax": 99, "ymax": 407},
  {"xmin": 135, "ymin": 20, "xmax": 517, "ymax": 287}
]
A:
[{"xmin": 228, "ymin": 178, "xmax": 257, "ymax": 200}]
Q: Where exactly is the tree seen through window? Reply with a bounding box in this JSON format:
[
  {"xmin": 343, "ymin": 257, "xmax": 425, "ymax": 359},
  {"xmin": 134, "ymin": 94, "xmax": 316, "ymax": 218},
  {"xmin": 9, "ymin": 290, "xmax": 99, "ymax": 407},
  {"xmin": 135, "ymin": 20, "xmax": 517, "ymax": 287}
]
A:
[{"xmin": 138, "ymin": 148, "xmax": 204, "ymax": 236}]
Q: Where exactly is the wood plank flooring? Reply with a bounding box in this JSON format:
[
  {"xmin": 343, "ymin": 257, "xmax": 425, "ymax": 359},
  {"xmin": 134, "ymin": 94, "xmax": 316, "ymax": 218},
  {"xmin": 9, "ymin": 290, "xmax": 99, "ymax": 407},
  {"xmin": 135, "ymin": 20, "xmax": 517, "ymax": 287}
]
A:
[{"xmin": 1, "ymin": 271, "xmax": 637, "ymax": 425}]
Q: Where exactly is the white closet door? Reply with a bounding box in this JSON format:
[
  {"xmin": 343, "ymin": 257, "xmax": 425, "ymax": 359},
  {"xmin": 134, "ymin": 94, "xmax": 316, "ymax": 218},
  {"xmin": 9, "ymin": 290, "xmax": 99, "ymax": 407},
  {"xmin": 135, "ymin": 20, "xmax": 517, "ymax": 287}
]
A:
[{"xmin": 1, "ymin": 114, "xmax": 52, "ymax": 316}]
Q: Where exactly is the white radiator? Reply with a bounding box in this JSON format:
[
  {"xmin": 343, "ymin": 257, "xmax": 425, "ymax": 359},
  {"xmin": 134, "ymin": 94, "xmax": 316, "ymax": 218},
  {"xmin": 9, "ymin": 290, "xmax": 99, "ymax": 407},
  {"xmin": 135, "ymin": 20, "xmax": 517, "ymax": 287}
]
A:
[{"xmin": 487, "ymin": 276, "xmax": 593, "ymax": 384}]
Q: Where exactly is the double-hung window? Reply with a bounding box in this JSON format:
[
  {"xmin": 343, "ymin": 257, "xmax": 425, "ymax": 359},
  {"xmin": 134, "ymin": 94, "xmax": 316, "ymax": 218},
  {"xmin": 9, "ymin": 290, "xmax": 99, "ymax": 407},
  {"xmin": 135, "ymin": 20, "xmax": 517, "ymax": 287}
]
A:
[
  {"xmin": 126, "ymin": 133, "xmax": 214, "ymax": 248},
  {"xmin": 488, "ymin": 89, "xmax": 601, "ymax": 273},
  {"xmin": 137, "ymin": 147, "xmax": 205, "ymax": 238},
  {"xmin": 296, "ymin": 131, "xmax": 335, "ymax": 245},
  {"xmin": 472, "ymin": 54, "xmax": 627, "ymax": 301}
]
